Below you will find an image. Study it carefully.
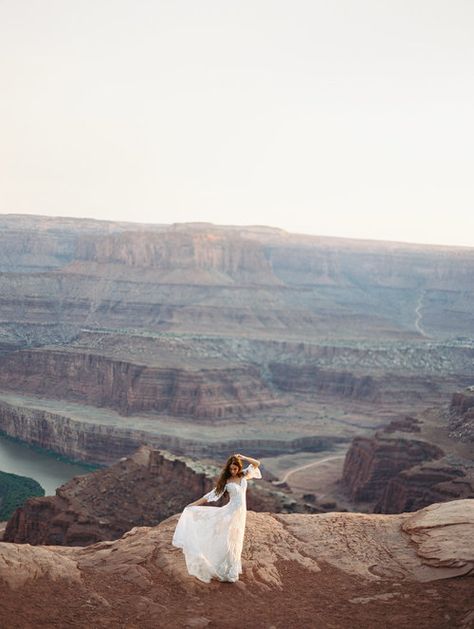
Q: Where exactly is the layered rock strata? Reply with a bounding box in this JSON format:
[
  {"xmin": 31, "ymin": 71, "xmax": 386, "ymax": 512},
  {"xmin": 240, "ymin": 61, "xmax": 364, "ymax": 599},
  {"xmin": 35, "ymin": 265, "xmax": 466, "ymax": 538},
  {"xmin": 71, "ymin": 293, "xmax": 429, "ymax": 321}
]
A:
[
  {"xmin": 0, "ymin": 349, "xmax": 278, "ymax": 418},
  {"xmin": 3, "ymin": 445, "xmax": 290, "ymax": 546},
  {"xmin": 342, "ymin": 412, "xmax": 474, "ymax": 513},
  {"xmin": 342, "ymin": 433, "xmax": 444, "ymax": 503},
  {"xmin": 375, "ymin": 460, "xmax": 474, "ymax": 513},
  {"xmin": 0, "ymin": 500, "xmax": 473, "ymax": 628},
  {"xmin": 449, "ymin": 390, "xmax": 474, "ymax": 442},
  {"xmin": 0, "ymin": 396, "xmax": 342, "ymax": 464},
  {"xmin": 269, "ymin": 363, "xmax": 377, "ymax": 400},
  {"xmin": 1, "ymin": 214, "xmax": 474, "ymax": 341}
]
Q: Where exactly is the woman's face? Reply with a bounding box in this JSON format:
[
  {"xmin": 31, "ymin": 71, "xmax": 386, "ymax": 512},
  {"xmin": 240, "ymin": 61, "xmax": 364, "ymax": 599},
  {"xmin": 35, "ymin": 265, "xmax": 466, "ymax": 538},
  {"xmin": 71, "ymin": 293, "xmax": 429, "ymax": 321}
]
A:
[{"xmin": 229, "ymin": 463, "xmax": 239, "ymax": 476}]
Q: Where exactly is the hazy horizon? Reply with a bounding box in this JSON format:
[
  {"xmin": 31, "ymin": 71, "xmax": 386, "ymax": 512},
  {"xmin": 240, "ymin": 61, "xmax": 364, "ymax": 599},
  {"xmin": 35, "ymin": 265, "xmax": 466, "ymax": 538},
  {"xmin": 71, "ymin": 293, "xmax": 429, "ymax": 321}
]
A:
[
  {"xmin": 1, "ymin": 1, "xmax": 473, "ymax": 247},
  {"xmin": 4, "ymin": 210, "xmax": 474, "ymax": 250}
]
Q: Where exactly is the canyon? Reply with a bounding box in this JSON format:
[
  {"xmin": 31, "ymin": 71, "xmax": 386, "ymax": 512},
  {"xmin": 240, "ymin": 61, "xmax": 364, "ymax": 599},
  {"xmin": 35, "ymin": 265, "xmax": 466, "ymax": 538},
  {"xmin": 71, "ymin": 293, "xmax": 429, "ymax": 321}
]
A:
[
  {"xmin": 0, "ymin": 214, "xmax": 473, "ymax": 517},
  {"xmin": 0, "ymin": 214, "xmax": 473, "ymax": 628}
]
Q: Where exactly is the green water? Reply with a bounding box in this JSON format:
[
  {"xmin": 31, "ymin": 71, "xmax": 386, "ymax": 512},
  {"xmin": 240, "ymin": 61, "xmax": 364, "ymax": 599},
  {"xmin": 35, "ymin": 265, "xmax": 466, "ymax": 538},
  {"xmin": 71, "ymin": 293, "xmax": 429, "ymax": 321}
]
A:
[{"xmin": 0, "ymin": 433, "xmax": 98, "ymax": 496}]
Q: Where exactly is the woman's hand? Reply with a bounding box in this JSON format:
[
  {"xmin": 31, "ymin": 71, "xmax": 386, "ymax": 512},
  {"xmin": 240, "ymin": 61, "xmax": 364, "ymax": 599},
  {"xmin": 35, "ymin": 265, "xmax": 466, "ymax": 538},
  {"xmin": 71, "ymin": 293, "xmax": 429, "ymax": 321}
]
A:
[{"xmin": 235, "ymin": 453, "xmax": 260, "ymax": 467}]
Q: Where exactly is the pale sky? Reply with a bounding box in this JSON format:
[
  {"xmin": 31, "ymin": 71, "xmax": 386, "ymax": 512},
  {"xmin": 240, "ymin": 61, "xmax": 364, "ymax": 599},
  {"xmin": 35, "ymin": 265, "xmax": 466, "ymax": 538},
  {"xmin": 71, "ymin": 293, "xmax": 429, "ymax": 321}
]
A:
[{"xmin": 1, "ymin": 1, "xmax": 473, "ymax": 247}]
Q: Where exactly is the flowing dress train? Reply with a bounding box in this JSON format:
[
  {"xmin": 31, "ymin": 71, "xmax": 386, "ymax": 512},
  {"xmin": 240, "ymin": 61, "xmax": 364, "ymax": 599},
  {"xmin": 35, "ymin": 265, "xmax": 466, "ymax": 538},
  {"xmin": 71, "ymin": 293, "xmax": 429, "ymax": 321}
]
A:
[{"xmin": 171, "ymin": 463, "xmax": 262, "ymax": 583}]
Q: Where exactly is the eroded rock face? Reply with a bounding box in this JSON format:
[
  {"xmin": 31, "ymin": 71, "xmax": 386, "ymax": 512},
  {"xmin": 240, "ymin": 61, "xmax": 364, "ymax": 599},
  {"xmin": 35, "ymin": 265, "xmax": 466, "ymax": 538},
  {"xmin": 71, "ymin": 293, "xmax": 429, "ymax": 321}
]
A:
[
  {"xmin": 342, "ymin": 408, "xmax": 474, "ymax": 513},
  {"xmin": 0, "ymin": 395, "xmax": 343, "ymax": 464},
  {"xmin": 449, "ymin": 391, "xmax": 474, "ymax": 442},
  {"xmin": 0, "ymin": 500, "xmax": 472, "ymax": 628},
  {"xmin": 75, "ymin": 230, "xmax": 281, "ymax": 285},
  {"xmin": 3, "ymin": 446, "xmax": 288, "ymax": 546},
  {"xmin": 0, "ymin": 349, "xmax": 278, "ymax": 418},
  {"xmin": 341, "ymin": 433, "xmax": 444, "ymax": 503},
  {"xmin": 269, "ymin": 363, "xmax": 377, "ymax": 400},
  {"xmin": 375, "ymin": 461, "xmax": 474, "ymax": 514}
]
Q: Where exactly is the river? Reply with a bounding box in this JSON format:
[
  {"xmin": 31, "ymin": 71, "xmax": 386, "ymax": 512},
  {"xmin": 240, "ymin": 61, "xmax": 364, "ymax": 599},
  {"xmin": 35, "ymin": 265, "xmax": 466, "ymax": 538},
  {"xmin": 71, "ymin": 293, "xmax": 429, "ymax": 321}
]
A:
[{"xmin": 0, "ymin": 434, "xmax": 98, "ymax": 496}]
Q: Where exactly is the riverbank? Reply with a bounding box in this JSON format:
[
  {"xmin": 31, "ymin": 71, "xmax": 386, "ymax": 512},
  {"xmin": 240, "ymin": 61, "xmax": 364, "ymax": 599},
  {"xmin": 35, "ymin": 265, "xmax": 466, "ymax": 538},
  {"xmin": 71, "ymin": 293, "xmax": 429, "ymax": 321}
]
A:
[
  {"xmin": 0, "ymin": 430, "xmax": 101, "ymax": 470},
  {"xmin": 0, "ymin": 470, "xmax": 44, "ymax": 520},
  {"xmin": 0, "ymin": 432, "xmax": 101, "ymax": 496}
]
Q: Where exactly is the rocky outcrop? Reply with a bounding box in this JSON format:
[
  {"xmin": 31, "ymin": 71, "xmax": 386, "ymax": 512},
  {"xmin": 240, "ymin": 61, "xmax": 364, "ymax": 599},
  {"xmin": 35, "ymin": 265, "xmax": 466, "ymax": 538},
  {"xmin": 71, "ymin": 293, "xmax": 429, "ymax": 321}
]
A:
[
  {"xmin": 1, "ymin": 500, "xmax": 473, "ymax": 628},
  {"xmin": 449, "ymin": 391, "xmax": 474, "ymax": 442},
  {"xmin": 3, "ymin": 446, "xmax": 291, "ymax": 546},
  {"xmin": 342, "ymin": 408, "xmax": 474, "ymax": 513},
  {"xmin": 342, "ymin": 434, "xmax": 444, "ymax": 503},
  {"xmin": 375, "ymin": 461, "xmax": 474, "ymax": 513},
  {"xmin": 0, "ymin": 348, "xmax": 278, "ymax": 418}
]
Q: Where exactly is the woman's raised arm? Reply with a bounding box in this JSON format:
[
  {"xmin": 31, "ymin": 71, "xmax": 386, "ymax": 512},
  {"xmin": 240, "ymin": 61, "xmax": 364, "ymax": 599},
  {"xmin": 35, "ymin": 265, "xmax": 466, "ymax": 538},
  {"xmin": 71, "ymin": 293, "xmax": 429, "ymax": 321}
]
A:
[{"xmin": 234, "ymin": 453, "xmax": 260, "ymax": 467}]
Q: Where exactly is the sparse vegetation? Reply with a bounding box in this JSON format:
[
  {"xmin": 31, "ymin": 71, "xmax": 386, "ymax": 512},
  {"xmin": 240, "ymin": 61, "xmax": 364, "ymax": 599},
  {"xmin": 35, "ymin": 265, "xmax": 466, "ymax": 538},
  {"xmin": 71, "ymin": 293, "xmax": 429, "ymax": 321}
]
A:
[{"xmin": 0, "ymin": 470, "xmax": 45, "ymax": 520}]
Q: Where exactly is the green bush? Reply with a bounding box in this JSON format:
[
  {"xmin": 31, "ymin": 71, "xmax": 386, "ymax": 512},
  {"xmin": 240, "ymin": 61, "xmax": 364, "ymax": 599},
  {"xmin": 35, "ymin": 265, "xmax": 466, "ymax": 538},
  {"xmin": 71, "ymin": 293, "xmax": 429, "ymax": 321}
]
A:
[{"xmin": 0, "ymin": 470, "xmax": 45, "ymax": 520}]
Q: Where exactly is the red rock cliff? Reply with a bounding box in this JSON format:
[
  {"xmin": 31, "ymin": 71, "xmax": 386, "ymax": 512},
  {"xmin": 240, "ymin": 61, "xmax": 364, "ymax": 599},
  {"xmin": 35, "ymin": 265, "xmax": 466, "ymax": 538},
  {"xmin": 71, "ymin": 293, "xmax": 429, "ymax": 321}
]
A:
[
  {"xmin": 342, "ymin": 433, "xmax": 444, "ymax": 503},
  {"xmin": 74, "ymin": 229, "xmax": 281, "ymax": 285},
  {"xmin": 374, "ymin": 460, "xmax": 474, "ymax": 513},
  {"xmin": 269, "ymin": 363, "xmax": 377, "ymax": 400},
  {"xmin": 449, "ymin": 390, "xmax": 474, "ymax": 442},
  {"xmin": 0, "ymin": 348, "xmax": 278, "ymax": 418}
]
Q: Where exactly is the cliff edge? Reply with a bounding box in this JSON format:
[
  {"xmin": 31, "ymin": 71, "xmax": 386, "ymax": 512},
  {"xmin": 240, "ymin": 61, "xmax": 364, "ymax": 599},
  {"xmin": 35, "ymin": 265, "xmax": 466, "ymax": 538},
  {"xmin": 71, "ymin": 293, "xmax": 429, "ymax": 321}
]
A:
[{"xmin": 0, "ymin": 500, "xmax": 472, "ymax": 628}]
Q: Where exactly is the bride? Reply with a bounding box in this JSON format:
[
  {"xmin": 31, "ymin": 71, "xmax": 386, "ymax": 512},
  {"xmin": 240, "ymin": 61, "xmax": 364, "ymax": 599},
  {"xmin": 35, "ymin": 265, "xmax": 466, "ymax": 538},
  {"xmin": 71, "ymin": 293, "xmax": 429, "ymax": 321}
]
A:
[{"xmin": 172, "ymin": 453, "xmax": 262, "ymax": 583}]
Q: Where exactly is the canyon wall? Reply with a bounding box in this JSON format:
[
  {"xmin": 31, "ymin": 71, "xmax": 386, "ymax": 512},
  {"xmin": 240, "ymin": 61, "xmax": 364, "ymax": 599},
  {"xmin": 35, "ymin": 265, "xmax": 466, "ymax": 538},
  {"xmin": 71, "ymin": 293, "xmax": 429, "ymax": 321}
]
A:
[
  {"xmin": 341, "ymin": 413, "xmax": 474, "ymax": 513},
  {"xmin": 449, "ymin": 391, "xmax": 474, "ymax": 442},
  {"xmin": 269, "ymin": 363, "xmax": 377, "ymax": 400},
  {"xmin": 0, "ymin": 398, "xmax": 341, "ymax": 464},
  {"xmin": 74, "ymin": 230, "xmax": 281, "ymax": 285},
  {"xmin": 374, "ymin": 461, "xmax": 474, "ymax": 513},
  {"xmin": 341, "ymin": 433, "xmax": 444, "ymax": 503},
  {"xmin": 0, "ymin": 349, "xmax": 278, "ymax": 418}
]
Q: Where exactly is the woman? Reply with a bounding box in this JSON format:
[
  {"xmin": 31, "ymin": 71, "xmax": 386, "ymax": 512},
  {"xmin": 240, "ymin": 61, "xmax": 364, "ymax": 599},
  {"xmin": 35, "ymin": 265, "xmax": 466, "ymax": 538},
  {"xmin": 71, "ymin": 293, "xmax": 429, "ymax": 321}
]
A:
[{"xmin": 172, "ymin": 452, "xmax": 262, "ymax": 583}]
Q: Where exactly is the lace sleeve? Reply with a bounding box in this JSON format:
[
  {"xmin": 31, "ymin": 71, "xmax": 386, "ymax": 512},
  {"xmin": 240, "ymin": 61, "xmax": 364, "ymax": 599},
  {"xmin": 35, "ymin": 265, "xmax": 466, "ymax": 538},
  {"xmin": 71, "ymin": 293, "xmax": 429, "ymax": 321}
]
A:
[
  {"xmin": 203, "ymin": 486, "xmax": 225, "ymax": 502},
  {"xmin": 243, "ymin": 463, "xmax": 262, "ymax": 480}
]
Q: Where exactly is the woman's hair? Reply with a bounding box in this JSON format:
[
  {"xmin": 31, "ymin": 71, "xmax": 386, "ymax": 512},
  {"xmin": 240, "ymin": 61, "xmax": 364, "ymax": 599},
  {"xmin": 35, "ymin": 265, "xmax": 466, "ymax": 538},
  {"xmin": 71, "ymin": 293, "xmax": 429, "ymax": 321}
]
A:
[{"xmin": 215, "ymin": 455, "xmax": 243, "ymax": 496}]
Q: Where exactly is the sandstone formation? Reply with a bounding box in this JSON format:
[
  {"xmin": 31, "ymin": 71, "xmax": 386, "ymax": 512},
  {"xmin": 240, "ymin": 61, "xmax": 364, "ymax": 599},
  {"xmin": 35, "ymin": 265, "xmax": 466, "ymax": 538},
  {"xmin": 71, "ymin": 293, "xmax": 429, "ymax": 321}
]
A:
[
  {"xmin": 4, "ymin": 446, "xmax": 292, "ymax": 546},
  {"xmin": 450, "ymin": 390, "xmax": 474, "ymax": 442},
  {"xmin": 0, "ymin": 500, "xmax": 473, "ymax": 628},
  {"xmin": 375, "ymin": 460, "xmax": 474, "ymax": 513},
  {"xmin": 0, "ymin": 348, "xmax": 278, "ymax": 418},
  {"xmin": 0, "ymin": 394, "xmax": 343, "ymax": 465},
  {"xmin": 342, "ymin": 409, "xmax": 474, "ymax": 513},
  {"xmin": 382, "ymin": 415, "xmax": 421, "ymax": 433},
  {"xmin": 342, "ymin": 433, "xmax": 444, "ymax": 503},
  {"xmin": 269, "ymin": 362, "xmax": 377, "ymax": 400},
  {"xmin": 74, "ymin": 229, "xmax": 282, "ymax": 285}
]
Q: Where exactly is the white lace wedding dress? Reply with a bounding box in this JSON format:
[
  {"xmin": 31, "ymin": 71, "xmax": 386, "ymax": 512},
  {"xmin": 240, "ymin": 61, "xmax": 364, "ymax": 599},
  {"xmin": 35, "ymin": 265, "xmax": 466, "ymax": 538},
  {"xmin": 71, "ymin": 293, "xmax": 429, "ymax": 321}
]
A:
[{"xmin": 172, "ymin": 463, "xmax": 262, "ymax": 583}]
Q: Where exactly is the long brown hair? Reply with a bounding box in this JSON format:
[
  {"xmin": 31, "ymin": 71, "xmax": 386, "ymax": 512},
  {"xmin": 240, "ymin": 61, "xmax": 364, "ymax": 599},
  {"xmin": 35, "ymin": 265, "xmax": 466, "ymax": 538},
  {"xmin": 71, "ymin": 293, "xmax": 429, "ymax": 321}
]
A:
[{"xmin": 215, "ymin": 455, "xmax": 243, "ymax": 496}]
